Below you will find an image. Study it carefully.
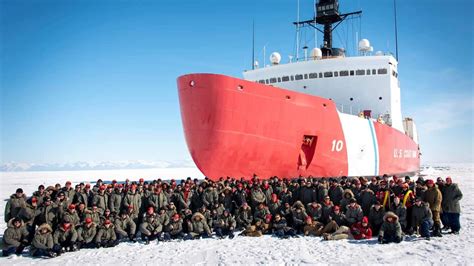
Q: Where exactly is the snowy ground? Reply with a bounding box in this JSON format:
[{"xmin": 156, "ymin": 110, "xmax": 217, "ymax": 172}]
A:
[{"xmin": 0, "ymin": 163, "xmax": 472, "ymax": 265}]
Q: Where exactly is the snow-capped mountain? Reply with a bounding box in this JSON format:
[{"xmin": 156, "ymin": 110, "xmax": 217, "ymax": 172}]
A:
[{"xmin": 0, "ymin": 160, "xmax": 196, "ymax": 172}]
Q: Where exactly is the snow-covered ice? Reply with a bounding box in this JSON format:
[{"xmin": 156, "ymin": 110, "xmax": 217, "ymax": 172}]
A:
[{"xmin": 0, "ymin": 163, "xmax": 472, "ymax": 265}]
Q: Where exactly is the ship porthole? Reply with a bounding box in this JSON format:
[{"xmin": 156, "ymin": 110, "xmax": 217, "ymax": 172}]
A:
[
  {"xmin": 237, "ymin": 85, "xmax": 244, "ymax": 90},
  {"xmin": 379, "ymin": 97, "xmax": 382, "ymax": 100},
  {"xmin": 350, "ymin": 97, "xmax": 353, "ymax": 101},
  {"xmin": 323, "ymin": 103, "xmax": 327, "ymax": 108},
  {"xmin": 286, "ymin": 95, "xmax": 291, "ymax": 100},
  {"xmin": 189, "ymin": 80, "xmax": 195, "ymax": 87}
]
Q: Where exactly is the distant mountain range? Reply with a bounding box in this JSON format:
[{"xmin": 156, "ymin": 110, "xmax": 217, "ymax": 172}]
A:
[{"xmin": 0, "ymin": 160, "xmax": 196, "ymax": 172}]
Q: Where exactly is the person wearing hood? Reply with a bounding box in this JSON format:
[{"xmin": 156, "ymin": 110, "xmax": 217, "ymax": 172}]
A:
[
  {"xmin": 378, "ymin": 212, "xmax": 402, "ymax": 244},
  {"xmin": 368, "ymin": 201, "xmax": 386, "ymax": 235},
  {"xmin": 2, "ymin": 217, "xmax": 29, "ymax": 256},
  {"xmin": 390, "ymin": 197, "xmax": 407, "ymax": 233},
  {"xmin": 185, "ymin": 212, "xmax": 212, "ymax": 239},
  {"xmin": 4, "ymin": 188, "xmax": 27, "ymax": 223},
  {"xmin": 340, "ymin": 189, "xmax": 355, "ymax": 212},
  {"xmin": 31, "ymin": 223, "xmax": 56, "ymax": 257},
  {"xmin": 441, "ymin": 177, "xmax": 463, "ymax": 234}
]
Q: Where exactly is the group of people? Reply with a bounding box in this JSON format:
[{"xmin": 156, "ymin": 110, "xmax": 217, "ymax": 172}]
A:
[{"xmin": 2, "ymin": 174, "xmax": 463, "ymax": 258}]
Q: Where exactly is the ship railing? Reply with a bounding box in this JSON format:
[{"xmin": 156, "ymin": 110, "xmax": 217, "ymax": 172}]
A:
[{"xmin": 335, "ymin": 103, "xmax": 392, "ymax": 125}]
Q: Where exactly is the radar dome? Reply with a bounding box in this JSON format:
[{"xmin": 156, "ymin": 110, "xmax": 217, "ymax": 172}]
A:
[
  {"xmin": 270, "ymin": 52, "xmax": 281, "ymax": 65},
  {"xmin": 310, "ymin": 48, "xmax": 322, "ymax": 60},
  {"xmin": 358, "ymin": 39, "xmax": 370, "ymax": 51}
]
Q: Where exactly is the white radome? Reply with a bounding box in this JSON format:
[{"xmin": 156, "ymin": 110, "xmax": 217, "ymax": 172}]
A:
[
  {"xmin": 375, "ymin": 51, "xmax": 384, "ymax": 56},
  {"xmin": 358, "ymin": 39, "xmax": 371, "ymax": 51},
  {"xmin": 310, "ymin": 48, "xmax": 322, "ymax": 59},
  {"xmin": 270, "ymin": 52, "xmax": 281, "ymax": 65}
]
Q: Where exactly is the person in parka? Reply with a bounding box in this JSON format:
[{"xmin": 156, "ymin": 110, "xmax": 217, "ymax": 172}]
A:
[
  {"xmin": 185, "ymin": 212, "xmax": 212, "ymax": 239},
  {"xmin": 139, "ymin": 207, "xmax": 163, "ymax": 244},
  {"xmin": 359, "ymin": 188, "xmax": 376, "ymax": 216},
  {"xmin": 411, "ymin": 198, "xmax": 433, "ymax": 240},
  {"xmin": 390, "ymin": 197, "xmax": 407, "ymax": 232},
  {"xmin": 114, "ymin": 211, "xmax": 137, "ymax": 242},
  {"xmin": 423, "ymin": 179, "xmax": 443, "ymax": 237},
  {"xmin": 368, "ymin": 202, "xmax": 385, "ymax": 235},
  {"xmin": 303, "ymin": 216, "xmax": 339, "ymax": 237},
  {"xmin": 340, "ymin": 189, "xmax": 355, "ymax": 212},
  {"xmin": 214, "ymin": 209, "xmax": 236, "ymax": 239},
  {"xmin": 37, "ymin": 197, "xmax": 58, "ymax": 229},
  {"xmin": 268, "ymin": 193, "xmax": 282, "ymax": 216},
  {"xmin": 329, "ymin": 205, "xmax": 346, "ymax": 226},
  {"xmin": 92, "ymin": 186, "xmax": 108, "ymax": 215},
  {"xmin": 30, "ymin": 223, "xmax": 56, "ymax": 257},
  {"xmin": 123, "ymin": 185, "xmax": 142, "ymax": 218},
  {"xmin": 236, "ymin": 203, "xmax": 253, "ymax": 229},
  {"xmin": 350, "ymin": 216, "xmax": 373, "ymax": 240},
  {"xmin": 62, "ymin": 204, "xmax": 80, "ymax": 227},
  {"xmin": 147, "ymin": 187, "xmax": 168, "ymax": 211},
  {"xmin": 108, "ymin": 187, "xmax": 123, "ymax": 214},
  {"xmin": 378, "ymin": 211, "xmax": 402, "ymax": 244},
  {"xmin": 4, "ymin": 188, "xmax": 27, "ymax": 223},
  {"xmin": 328, "ymin": 180, "xmax": 344, "ymax": 206},
  {"xmin": 203, "ymin": 185, "xmax": 219, "ymax": 208},
  {"xmin": 272, "ymin": 214, "xmax": 296, "ymax": 238},
  {"xmin": 2, "ymin": 218, "xmax": 29, "ymax": 257},
  {"xmin": 53, "ymin": 217, "xmax": 79, "ymax": 254},
  {"xmin": 164, "ymin": 213, "xmax": 184, "ymax": 240},
  {"xmin": 291, "ymin": 201, "xmax": 308, "ymax": 233},
  {"xmin": 441, "ymin": 177, "xmax": 463, "ymax": 234},
  {"xmin": 18, "ymin": 197, "xmax": 40, "ymax": 238},
  {"xmin": 306, "ymin": 202, "xmax": 322, "ymax": 222},
  {"xmin": 95, "ymin": 219, "xmax": 117, "ymax": 248},
  {"xmin": 344, "ymin": 198, "xmax": 364, "ymax": 226},
  {"xmin": 250, "ymin": 186, "xmax": 266, "ymax": 210},
  {"xmin": 77, "ymin": 218, "xmax": 97, "ymax": 248}
]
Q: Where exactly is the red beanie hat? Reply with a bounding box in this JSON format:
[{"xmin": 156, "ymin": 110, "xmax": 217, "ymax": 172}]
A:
[{"xmin": 362, "ymin": 216, "xmax": 369, "ymax": 224}]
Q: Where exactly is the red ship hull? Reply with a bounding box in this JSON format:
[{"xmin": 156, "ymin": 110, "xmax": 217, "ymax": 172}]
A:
[{"xmin": 177, "ymin": 73, "xmax": 420, "ymax": 180}]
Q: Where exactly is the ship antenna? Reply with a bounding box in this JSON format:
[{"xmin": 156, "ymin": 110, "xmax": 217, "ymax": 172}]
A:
[
  {"xmin": 296, "ymin": 0, "xmax": 300, "ymax": 61},
  {"xmin": 252, "ymin": 20, "xmax": 255, "ymax": 70},
  {"xmin": 393, "ymin": 0, "xmax": 399, "ymax": 61}
]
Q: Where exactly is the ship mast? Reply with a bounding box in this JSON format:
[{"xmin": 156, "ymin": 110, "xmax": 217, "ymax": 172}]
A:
[{"xmin": 294, "ymin": 0, "xmax": 361, "ymax": 56}]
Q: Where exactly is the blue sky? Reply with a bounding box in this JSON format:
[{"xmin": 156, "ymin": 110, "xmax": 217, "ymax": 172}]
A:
[{"xmin": 1, "ymin": 0, "xmax": 472, "ymax": 165}]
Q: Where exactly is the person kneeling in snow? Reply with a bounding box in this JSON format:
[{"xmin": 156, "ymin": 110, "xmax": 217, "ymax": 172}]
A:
[
  {"xmin": 95, "ymin": 219, "xmax": 117, "ymax": 248},
  {"xmin": 378, "ymin": 212, "xmax": 402, "ymax": 244},
  {"xmin": 2, "ymin": 217, "xmax": 29, "ymax": 256},
  {"xmin": 30, "ymin": 223, "xmax": 56, "ymax": 258},
  {"xmin": 272, "ymin": 214, "xmax": 296, "ymax": 238},
  {"xmin": 139, "ymin": 207, "xmax": 163, "ymax": 244},
  {"xmin": 77, "ymin": 218, "xmax": 97, "ymax": 248},
  {"xmin": 185, "ymin": 212, "xmax": 212, "ymax": 240},
  {"xmin": 411, "ymin": 197, "xmax": 433, "ymax": 240},
  {"xmin": 53, "ymin": 217, "xmax": 78, "ymax": 254},
  {"xmin": 214, "ymin": 209, "xmax": 236, "ymax": 239}
]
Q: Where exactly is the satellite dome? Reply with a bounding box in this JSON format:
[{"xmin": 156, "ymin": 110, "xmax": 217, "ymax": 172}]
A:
[
  {"xmin": 358, "ymin": 39, "xmax": 370, "ymax": 51},
  {"xmin": 270, "ymin": 52, "xmax": 281, "ymax": 65},
  {"xmin": 310, "ymin": 48, "xmax": 322, "ymax": 60}
]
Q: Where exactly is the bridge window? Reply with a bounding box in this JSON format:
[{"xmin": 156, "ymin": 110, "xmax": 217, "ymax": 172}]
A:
[
  {"xmin": 295, "ymin": 74, "xmax": 303, "ymax": 80},
  {"xmin": 356, "ymin": 69, "xmax": 365, "ymax": 76},
  {"xmin": 372, "ymin": 69, "xmax": 376, "ymax": 75},
  {"xmin": 270, "ymin": 78, "xmax": 277, "ymax": 83},
  {"xmin": 339, "ymin": 70, "xmax": 349, "ymax": 76},
  {"xmin": 334, "ymin": 71, "xmax": 339, "ymax": 77},
  {"xmin": 324, "ymin": 71, "xmax": 333, "ymax": 78},
  {"xmin": 258, "ymin": 80, "xmax": 265, "ymax": 84},
  {"xmin": 366, "ymin": 69, "xmax": 371, "ymax": 75},
  {"xmin": 319, "ymin": 73, "xmax": 323, "ymax": 78},
  {"xmin": 309, "ymin": 73, "xmax": 318, "ymax": 79},
  {"xmin": 378, "ymin": 68, "xmax": 388, "ymax": 74},
  {"xmin": 350, "ymin": 70, "xmax": 354, "ymax": 76},
  {"xmin": 290, "ymin": 75, "xmax": 294, "ymax": 81},
  {"xmin": 304, "ymin": 74, "xmax": 308, "ymax": 79},
  {"xmin": 392, "ymin": 70, "xmax": 398, "ymax": 78},
  {"xmin": 282, "ymin": 76, "xmax": 290, "ymax": 82},
  {"xmin": 265, "ymin": 79, "xmax": 269, "ymax": 84},
  {"xmin": 278, "ymin": 77, "xmax": 281, "ymax": 82}
]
